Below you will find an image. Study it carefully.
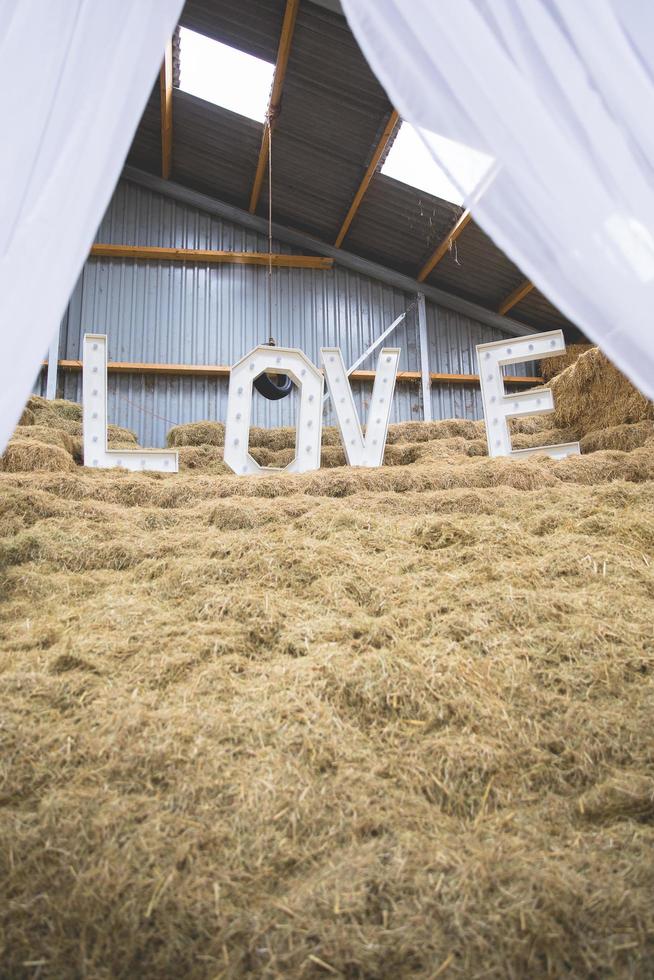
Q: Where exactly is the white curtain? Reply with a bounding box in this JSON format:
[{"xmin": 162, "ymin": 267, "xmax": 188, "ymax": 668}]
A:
[
  {"xmin": 341, "ymin": 0, "xmax": 654, "ymax": 400},
  {"xmin": 0, "ymin": 0, "xmax": 183, "ymax": 452}
]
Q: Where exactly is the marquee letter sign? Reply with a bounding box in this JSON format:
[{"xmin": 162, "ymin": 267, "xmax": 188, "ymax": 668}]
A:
[
  {"xmin": 321, "ymin": 347, "xmax": 400, "ymax": 467},
  {"xmin": 82, "ymin": 329, "xmax": 582, "ymax": 475},
  {"xmin": 82, "ymin": 334, "xmax": 178, "ymax": 472},
  {"xmin": 224, "ymin": 345, "xmax": 324, "ymax": 475},
  {"xmin": 476, "ymin": 329, "xmax": 580, "ymax": 460}
]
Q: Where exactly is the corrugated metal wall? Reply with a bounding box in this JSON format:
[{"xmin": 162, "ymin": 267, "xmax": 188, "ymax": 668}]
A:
[
  {"xmin": 49, "ymin": 179, "xmax": 531, "ymax": 447},
  {"xmin": 425, "ymin": 304, "xmax": 532, "ymax": 422}
]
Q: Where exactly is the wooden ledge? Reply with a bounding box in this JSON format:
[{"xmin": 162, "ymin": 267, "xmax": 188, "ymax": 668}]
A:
[{"xmin": 53, "ymin": 360, "xmax": 542, "ymax": 386}]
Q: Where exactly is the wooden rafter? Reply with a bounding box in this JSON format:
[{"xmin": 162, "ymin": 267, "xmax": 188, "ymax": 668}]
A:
[
  {"xmin": 248, "ymin": 0, "xmax": 300, "ymax": 214},
  {"xmin": 90, "ymin": 244, "xmax": 332, "ymax": 269},
  {"xmin": 334, "ymin": 109, "xmax": 400, "ymax": 248},
  {"xmin": 159, "ymin": 38, "xmax": 173, "ymax": 179},
  {"xmin": 417, "ymin": 209, "xmax": 472, "ymax": 283},
  {"xmin": 498, "ymin": 279, "xmax": 534, "ymax": 316}
]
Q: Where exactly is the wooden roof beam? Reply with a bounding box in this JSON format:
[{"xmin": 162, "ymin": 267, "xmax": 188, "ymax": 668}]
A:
[
  {"xmin": 90, "ymin": 244, "xmax": 332, "ymax": 269},
  {"xmin": 159, "ymin": 38, "xmax": 173, "ymax": 179},
  {"xmin": 498, "ymin": 279, "xmax": 534, "ymax": 316},
  {"xmin": 248, "ymin": 0, "xmax": 300, "ymax": 213},
  {"xmin": 417, "ymin": 208, "xmax": 472, "ymax": 283},
  {"xmin": 334, "ymin": 109, "xmax": 400, "ymax": 248}
]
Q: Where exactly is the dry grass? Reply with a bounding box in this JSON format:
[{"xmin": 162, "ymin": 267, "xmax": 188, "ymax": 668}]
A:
[
  {"xmin": 551, "ymin": 347, "xmax": 653, "ymax": 435},
  {"xmin": 1, "ymin": 383, "xmax": 654, "ymax": 979},
  {"xmin": 539, "ymin": 343, "xmax": 593, "ymax": 382},
  {"xmin": 580, "ymin": 421, "xmax": 654, "ymax": 455},
  {"xmin": 1, "ymin": 398, "xmax": 138, "ymax": 472},
  {"xmin": 0, "ymin": 439, "xmax": 76, "ymax": 473}
]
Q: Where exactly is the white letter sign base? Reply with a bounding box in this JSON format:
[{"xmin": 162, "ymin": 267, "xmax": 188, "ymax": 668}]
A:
[
  {"xmin": 321, "ymin": 346, "xmax": 400, "ymax": 467},
  {"xmin": 476, "ymin": 329, "xmax": 581, "ymax": 460},
  {"xmin": 82, "ymin": 334, "xmax": 178, "ymax": 472},
  {"xmin": 224, "ymin": 345, "xmax": 323, "ymax": 476}
]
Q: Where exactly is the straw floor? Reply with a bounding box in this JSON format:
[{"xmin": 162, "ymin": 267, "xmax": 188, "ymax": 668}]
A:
[{"xmin": 1, "ymin": 354, "xmax": 653, "ymax": 979}]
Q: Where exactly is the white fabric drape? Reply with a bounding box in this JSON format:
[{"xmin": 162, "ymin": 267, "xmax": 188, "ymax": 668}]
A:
[
  {"xmin": 341, "ymin": 0, "xmax": 654, "ymax": 400},
  {"xmin": 0, "ymin": 0, "xmax": 183, "ymax": 452}
]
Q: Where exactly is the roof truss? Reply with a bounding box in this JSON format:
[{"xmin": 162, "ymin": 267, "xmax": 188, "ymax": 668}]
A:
[
  {"xmin": 334, "ymin": 109, "xmax": 400, "ymax": 247},
  {"xmin": 498, "ymin": 279, "xmax": 534, "ymax": 315},
  {"xmin": 159, "ymin": 38, "xmax": 173, "ymax": 179},
  {"xmin": 417, "ymin": 209, "xmax": 472, "ymax": 283}
]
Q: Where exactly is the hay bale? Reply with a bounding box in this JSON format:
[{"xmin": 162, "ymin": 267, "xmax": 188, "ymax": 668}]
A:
[
  {"xmin": 167, "ymin": 421, "xmax": 225, "ymax": 448},
  {"xmin": 387, "ymin": 418, "xmax": 483, "ymax": 443},
  {"xmin": 177, "ymin": 445, "xmax": 230, "ymax": 474},
  {"xmin": 551, "ymin": 347, "xmax": 653, "ymax": 435},
  {"xmin": 24, "ymin": 395, "xmax": 83, "ymax": 430},
  {"xmin": 421, "ymin": 437, "xmax": 477, "ymax": 461},
  {"xmin": 1, "ymin": 439, "xmax": 75, "ymax": 472},
  {"xmin": 16, "ymin": 396, "xmax": 138, "ymax": 446},
  {"xmin": 540, "ymin": 343, "xmax": 593, "ymax": 382},
  {"xmin": 508, "ymin": 415, "xmax": 555, "ymax": 435},
  {"xmin": 246, "ymin": 426, "xmax": 343, "ymax": 452},
  {"xmin": 11, "ymin": 424, "xmax": 81, "ymax": 458},
  {"xmin": 580, "ymin": 420, "xmax": 654, "ymax": 454},
  {"xmin": 247, "ymin": 443, "xmax": 423, "ymax": 471},
  {"xmin": 107, "ymin": 425, "xmax": 139, "ymax": 447},
  {"xmin": 167, "ymin": 418, "xmax": 491, "ymax": 454},
  {"xmin": 511, "ymin": 427, "xmax": 580, "ymax": 450}
]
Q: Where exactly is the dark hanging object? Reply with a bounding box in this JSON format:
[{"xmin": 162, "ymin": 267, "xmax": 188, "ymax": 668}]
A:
[{"xmin": 253, "ymin": 371, "xmax": 293, "ymax": 400}]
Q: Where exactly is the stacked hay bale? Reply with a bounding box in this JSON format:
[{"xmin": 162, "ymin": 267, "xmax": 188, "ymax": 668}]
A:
[
  {"xmin": 549, "ymin": 347, "xmax": 654, "ymax": 446},
  {"xmin": 1, "ymin": 395, "xmax": 138, "ymax": 472},
  {"xmin": 539, "ymin": 342, "xmax": 593, "ymax": 381}
]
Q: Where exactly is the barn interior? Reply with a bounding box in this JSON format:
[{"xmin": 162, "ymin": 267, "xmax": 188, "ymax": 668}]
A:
[{"xmin": 2, "ymin": 2, "xmax": 654, "ymax": 978}]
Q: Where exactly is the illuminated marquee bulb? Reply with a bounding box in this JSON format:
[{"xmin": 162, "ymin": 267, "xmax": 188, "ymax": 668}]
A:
[{"xmin": 476, "ymin": 329, "xmax": 580, "ymax": 460}]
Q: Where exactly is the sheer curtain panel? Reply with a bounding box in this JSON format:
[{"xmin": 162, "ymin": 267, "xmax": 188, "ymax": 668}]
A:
[
  {"xmin": 0, "ymin": 0, "xmax": 183, "ymax": 451},
  {"xmin": 341, "ymin": 0, "xmax": 654, "ymax": 400}
]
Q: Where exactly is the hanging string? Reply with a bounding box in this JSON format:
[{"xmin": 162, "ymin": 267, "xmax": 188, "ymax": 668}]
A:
[
  {"xmin": 114, "ymin": 390, "xmax": 180, "ymax": 429},
  {"xmin": 267, "ymin": 119, "xmax": 274, "ymax": 346}
]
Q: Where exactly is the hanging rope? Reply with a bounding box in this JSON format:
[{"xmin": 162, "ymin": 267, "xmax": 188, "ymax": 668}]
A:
[
  {"xmin": 267, "ymin": 118, "xmax": 274, "ymax": 346},
  {"xmin": 253, "ymin": 113, "xmax": 292, "ymax": 401}
]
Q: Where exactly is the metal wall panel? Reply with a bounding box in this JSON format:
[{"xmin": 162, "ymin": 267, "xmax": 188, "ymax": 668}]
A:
[
  {"xmin": 425, "ymin": 303, "xmax": 537, "ymax": 422},
  {"xmin": 56, "ymin": 179, "xmax": 527, "ymax": 447}
]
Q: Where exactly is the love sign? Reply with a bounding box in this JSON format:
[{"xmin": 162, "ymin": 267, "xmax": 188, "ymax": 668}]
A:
[{"xmin": 81, "ymin": 328, "xmax": 579, "ymax": 474}]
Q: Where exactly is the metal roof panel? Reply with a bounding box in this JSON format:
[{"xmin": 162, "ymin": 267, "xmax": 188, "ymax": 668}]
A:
[
  {"xmin": 171, "ymin": 90, "xmax": 262, "ymax": 209},
  {"xmin": 179, "ymin": 0, "xmax": 284, "ymax": 62}
]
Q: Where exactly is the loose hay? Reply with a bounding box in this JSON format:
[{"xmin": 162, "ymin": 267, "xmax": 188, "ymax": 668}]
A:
[
  {"xmin": 20, "ymin": 395, "xmax": 138, "ymax": 447},
  {"xmin": 539, "ymin": 343, "xmax": 593, "ymax": 382},
  {"xmin": 10, "ymin": 424, "xmax": 81, "ymax": 457},
  {"xmin": 168, "ymin": 420, "xmax": 226, "ymax": 448},
  {"xmin": 1, "ymin": 394, "xmax": 654, "ymax": 979},
  {"xmin": 551, "ymin": 347, "xmax": 653, "ymax": 435},
  {"xmin": 580, "ymin": 420, "xmax": 654, "ymax": 455}
]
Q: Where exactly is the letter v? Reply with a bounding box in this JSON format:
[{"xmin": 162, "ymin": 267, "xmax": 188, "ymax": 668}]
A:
[{"xmin": 321, "ymin": 347, "xmax": 400, "ymax": 467}]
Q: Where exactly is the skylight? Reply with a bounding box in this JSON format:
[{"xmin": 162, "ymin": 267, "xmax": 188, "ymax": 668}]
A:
[
  {"xmin": 179, "ymin": 27, "xmax": 274, "ymax": 123},
  {"xmin": 382, "ymin": 122, "xmax": 493, "ymax": 206}
]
